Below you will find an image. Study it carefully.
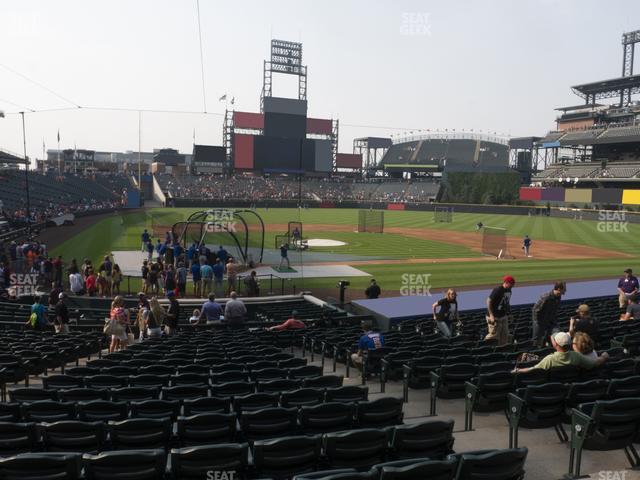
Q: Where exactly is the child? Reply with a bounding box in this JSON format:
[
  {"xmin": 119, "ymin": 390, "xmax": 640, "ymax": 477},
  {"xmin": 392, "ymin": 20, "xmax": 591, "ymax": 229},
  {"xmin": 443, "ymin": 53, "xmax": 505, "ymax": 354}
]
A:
[{"xmin": 189, "ymin": 309, "xmax": 200, "ymax": 326}]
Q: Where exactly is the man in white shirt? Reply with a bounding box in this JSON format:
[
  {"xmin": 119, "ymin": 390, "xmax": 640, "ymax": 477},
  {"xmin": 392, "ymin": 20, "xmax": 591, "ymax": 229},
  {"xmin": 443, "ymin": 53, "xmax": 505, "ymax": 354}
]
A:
[{"xmin": 69, "ymin": 272, "xmax": 84, "ymax": 295}]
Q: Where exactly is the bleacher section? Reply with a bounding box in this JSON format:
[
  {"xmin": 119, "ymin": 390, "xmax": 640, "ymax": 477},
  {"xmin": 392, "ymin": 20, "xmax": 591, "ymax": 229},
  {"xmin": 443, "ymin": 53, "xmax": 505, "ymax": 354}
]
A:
[
  {"xmin": 156, "ymin": 174, "xmax": 440, "ymax": 203},
  {"xmin": 534, "ymin": 161, "xmax": 640, "ymax": 180},
  {"xmin": 0, "ymin": 291, "xmax": 637, "ymax": 478},
  {"xmin": 0, "ymin": 171, "xmax": 127, "ymax": 222}
]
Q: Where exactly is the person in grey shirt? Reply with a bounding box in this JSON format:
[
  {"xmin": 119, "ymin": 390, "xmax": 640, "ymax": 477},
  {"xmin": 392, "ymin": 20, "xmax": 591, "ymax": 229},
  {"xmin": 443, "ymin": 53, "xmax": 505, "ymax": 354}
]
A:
[
  {"xmin": 621, "ymin": 295, "xmax": 640, "ymax": 321},
  {"xmin": 224, "ymin": 291, "xmax": 247, "ymax": 329}
]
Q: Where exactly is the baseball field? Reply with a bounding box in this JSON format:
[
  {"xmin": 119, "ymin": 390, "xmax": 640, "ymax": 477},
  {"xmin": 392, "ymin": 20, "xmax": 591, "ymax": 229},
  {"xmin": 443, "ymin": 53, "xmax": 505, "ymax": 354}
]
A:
[{"xmin": 49, "ymin": 207, "xmax": 639, "ymax": 299}]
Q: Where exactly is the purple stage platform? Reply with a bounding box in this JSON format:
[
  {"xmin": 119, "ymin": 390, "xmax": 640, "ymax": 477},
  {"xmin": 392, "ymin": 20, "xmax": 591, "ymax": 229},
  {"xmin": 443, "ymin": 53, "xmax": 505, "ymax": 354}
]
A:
[{"xmin": 352, "ymin": 278, "xmax": 617, "ymax": 329}]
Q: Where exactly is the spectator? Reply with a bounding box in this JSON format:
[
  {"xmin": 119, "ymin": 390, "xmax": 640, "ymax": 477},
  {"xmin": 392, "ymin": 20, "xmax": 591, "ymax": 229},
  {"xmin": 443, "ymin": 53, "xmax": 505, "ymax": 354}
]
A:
[
  {"xmin": 98, "ymin": 255, "xmax": 113, "ymax": 297},
  {"xmin": 569, "ymin": 304, "xmax": 599, "ymax": 343},
  {"xmin": 27, "ymin": 295, "xmax": 48, "ymax": 330},
  {"xmin": 485, "ymin": 275, "xmax": 515, "ymax": 346},
  {"xmin": 269, "ymin": 310, "xmax": 306, "ymax": 331},
  {"xmin": 531, "ymin": 281, "xmax": 566, "ymax": 347},
  {"xmin": 81, "ymin": 259, "xmax": 92, "ymax": 280},
  {"xmin": 176, "ymin": 262, "xmax": 187, "ymax": 297},
  {"xmin": 69, "ymin": 271, "xmax": 84, "ymax": 295},
  {"xmin": 146, "ymin": 240, "xmax": 154, "ymax": 260},
  {"xmin": 350, "ymin": 320, "xmax": 384, "ymax": 369},
  {"xmin": 52, "ymin": 255, "xmax": 63, "ymax": 288},
  {"xmin": 217, "ymin": 245, "xmax": 228, "ymax": 266},
  {"xmin": 226, "ymin": 258, "xmax": 237, "ymax": 295},
  {"xmin": 243, "ymin": 270, "xmax": 260, "ymax": 297},
  {"xmin": 620, "ymin": 294, "xmax": 640, "ymax": 321},
  {"xmin": 164, "ymin": 264, "xmax": 176, "ymax": 296},
  {"xmin": 149, "ymin": 296, "xmax": 166, "ymax": 338},
  {"xmin": 200, "ymin": 261, "xmax": 213, "ymax": 297},
  {"xmin": 189, "ymin": 309, "xmax": 200, "ymax": 326},
  {"xmin": 148, "ymin": 262, "xmax": 159, "ymax": 295},
  {"xmin": 191, "ymin": 260, "xmax": 202, "ymax": 298},
  {"xmin": 141, "ymin": 260, "xmax": 150, "ymax": 294},
  {"xmin": 365, "ymin": 279, "xmax": 381, "ymax": 299},
  {"xmin": 136, "ymin": 292, "xmax": 150, "ymax": 341},
  {"xmin": 109, "ymin": 296, "xmax": 129, "ymax": 353},
  {"xmin": 617, "ymin": 268, "xmax": 639, "ymax": 309},
  {"xmin": 112, "ymin": 264, "xmax": 122, "ymax": 295},
  {"xmin": 513, "ymin": 332, "xmax": 608, "ymax": 373},
  {"xmin": 572, "ymin": 331, "xmax": 598, "ymax": 359},
  {"xmin": 432, "ymin": 288, "xmax": 460, "ymax": 338},
  {"xmin": 187, "ymin": 243, "xmax": 197, "ymax": 267},
  {"xmin": 212, "ymin": 259, "xmax": 224, "ymax": 296},
  {"xmin": 85, "ymin": 269, "xmax": 98, "ymax": 296},
  {"xmin": 198, "ymin": 293, "xmax": 223, "ymax": 325},
  {"xmin": 165, "ymin": 291, "xmax": 179, "ymax": 336},
  {"xmin": 54, "ymin": 292, "xmax": 70, "ymax": 334},
  {"xmin": 141, "ymin": 229, "xmax": 150, "ymax": 252},
  {"xmin": 224, "ymin": 291, "xmax": 247, "ymax": 329},
  {"xmin": 68, "ymin": 258, "xmax": 79, "ymax": 275}
]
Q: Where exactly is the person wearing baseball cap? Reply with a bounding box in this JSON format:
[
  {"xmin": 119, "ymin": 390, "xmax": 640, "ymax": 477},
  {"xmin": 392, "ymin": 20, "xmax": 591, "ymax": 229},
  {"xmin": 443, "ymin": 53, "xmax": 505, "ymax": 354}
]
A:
[
  {"xmin": 54, "ymin": 292, "xmax": 70, "ymax": 334},
  {"xmin": 617, "ymin": 268, "xmax": 639, "ymax": 310},
  {"xmin": 531, "ymin": 281, "xmax": 566, "ymax": 347},
  {"xmin": 485, "ymin": 275, "xmax": 515, "ymax": 345},
  {"xmin": 514, "ymin": 331, "xmax": 609, "ymax": 373}
]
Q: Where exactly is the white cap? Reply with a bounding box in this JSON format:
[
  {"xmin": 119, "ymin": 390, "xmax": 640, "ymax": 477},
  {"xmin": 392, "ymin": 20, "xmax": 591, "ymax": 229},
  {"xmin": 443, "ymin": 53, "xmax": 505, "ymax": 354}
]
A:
[{"xmin": 553, "ymin": 332, "xmax": 572, "ymax": 347}]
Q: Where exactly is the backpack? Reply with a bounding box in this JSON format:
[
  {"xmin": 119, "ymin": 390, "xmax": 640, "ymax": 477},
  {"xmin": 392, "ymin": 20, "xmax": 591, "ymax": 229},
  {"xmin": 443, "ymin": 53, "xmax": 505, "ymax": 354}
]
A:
[{"xmin": 29, "ymin": 312, "xmax": 38, "ymax": 327}]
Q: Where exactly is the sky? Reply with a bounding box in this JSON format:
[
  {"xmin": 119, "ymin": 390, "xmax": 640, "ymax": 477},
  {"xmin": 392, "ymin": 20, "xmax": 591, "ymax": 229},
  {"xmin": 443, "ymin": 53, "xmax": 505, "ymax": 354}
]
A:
[{"xmin": 1, "ymin": 0, "xmax": 639, "ymax": 162}]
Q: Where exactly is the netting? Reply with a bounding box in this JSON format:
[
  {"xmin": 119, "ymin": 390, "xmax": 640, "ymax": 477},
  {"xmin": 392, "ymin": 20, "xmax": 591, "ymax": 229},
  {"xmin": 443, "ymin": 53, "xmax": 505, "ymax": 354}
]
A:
[
  {"xmin": 434, "ymin": 206, "xmax": 453, "ymax": 223},
  {"xmin": 482, "ymin": 226, "xmax": 509, "ymax": 258},
  {"xmin": 358, "ymin": 209, "xmax": 384, "ymax": 233}
]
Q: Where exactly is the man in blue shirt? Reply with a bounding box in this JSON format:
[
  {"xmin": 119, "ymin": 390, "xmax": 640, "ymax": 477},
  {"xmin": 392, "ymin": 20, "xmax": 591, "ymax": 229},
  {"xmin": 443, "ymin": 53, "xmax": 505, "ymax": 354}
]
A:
[
  {"xmin": 190, "ymin": 261, "xmax": 201, "ymax": 298},
  {"xmin": 146, "ymin": 240, "xmax": 154, "ymax": 260},
  {"xmin": 350, "ymin": 321, "xmax": 384, "ymax": 368},
  {"xmin": 187, "ymin": 243, "xmax": 197, "ymax": 267},
  {"xmin": 141, "ymin": 229, "xmax": 150, "ymax": 252},
  {"xmin": 198, "ymin": 293, "xmax": 223, "ymax": 325},
  {"xmin": 200, "ymin": 261, "xmax": 213, "ymax": 297},
  {"xmin": 522, "ymin": 235, "xmax": 532, "ymax": 257},
  {"xmin": 618, "ymin": 268, "xmax": 639, "ymax": 309},
  {"xmin": 173, "ymin": 242, "xmax": 183, "ymax": 263},
  {"xmin": 279, "ymin": 243, "xmax": 290, "ymax": 270},
  {"xmin": 212, "ymin": 259, "xmax": 224, "ymax": 296},
  {"xmin": 217, "ymin": 246, "xmax": 228, "ymax": 268}
]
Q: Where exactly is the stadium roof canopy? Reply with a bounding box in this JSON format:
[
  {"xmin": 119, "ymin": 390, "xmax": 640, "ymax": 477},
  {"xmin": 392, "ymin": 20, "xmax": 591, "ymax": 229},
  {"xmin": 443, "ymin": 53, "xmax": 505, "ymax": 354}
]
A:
[
  {"xmin": 554, "ymin": 103, "xmax": 604, "ymax": 112},
  {"xmin": 571, "ymin": 74, "xmax": 640, "ymax": 101},
  {"xmin": 0, "ymin": 149, "xmax": 26, "ymax": 164}
]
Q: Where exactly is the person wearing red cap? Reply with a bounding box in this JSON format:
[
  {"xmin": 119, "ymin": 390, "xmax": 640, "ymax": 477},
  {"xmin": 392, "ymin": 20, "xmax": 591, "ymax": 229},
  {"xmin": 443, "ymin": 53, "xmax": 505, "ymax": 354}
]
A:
[{"xmin": 485, "ymin": 275, "xmax": 515, "ymax": 345}]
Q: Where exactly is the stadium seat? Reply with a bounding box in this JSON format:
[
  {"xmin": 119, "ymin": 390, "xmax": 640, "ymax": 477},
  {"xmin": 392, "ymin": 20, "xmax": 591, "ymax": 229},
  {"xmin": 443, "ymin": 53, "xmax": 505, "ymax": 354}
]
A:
[
  {"xmin": 390, "ymin": 420, "xmax": 455, "ymax": 460},
  {"xmin": 211, "ymin": 381, "xmax": 254, "ymax": 398},
  {"xmin": 0, "ymin": 421, "xmax": 39, "ymax": 456},
  {"xmin": 293, "ymin": 468, "xmax": 358, "ymax": 480},
  {"xmin": 40, "ymin": 420, "xmax": 106, "ymax": 453},
  {"xmin": 58, "ymin": 388, "xmax": 109, "ymax": 402},
  {"xmin": 77, "ymin": 400, "xmax": 128, "ymax": 422},
  {"xmin": 507, "ymin": 383, "xmax": 570, "ymax": 448},
  {"xmin": 377, "ymin": 458, "xmax": 458, "ymax": 480},
  {"xmin": 108, "ymin": 418, "xmax": 172, "ymax": 450},
  {"xmin": 464, "ymin": 371, "xmax": 515, "ymax": 430},
  {"xmin": 239, "ymin": 406, "xmax": 298, "ymax": 441},
  {"xmin": 567, "ymin": 397, "xmax": 640, "ymax": 478},
  {"xmin": 176, "ymin": 412, "xmax": 237, "ymax": 446},
  {"xmin": 303, "ymin": 375, "xmax": 344, "ymax": 388},
  {"xmin": 182, "ymin": 396, "xmax": 230, "ymax": 415},
  {"xmin": 253, "ymin": 434, "xmax": 323, "ymax": 479},
  {"xmin": 0, "ymin": 452, "xmax": 83, "ymax": 480},
  {"xmin": 563, "ymin": 380, "xmax": 609, "ymax": 423},
  {"xmin": 299, "ymin": 402, "xmax": 355, "ymax": 434},
  {"xmin": 356, "ymin": 397, "xmax": 404, "ymax": 428},
  {"xmin": 233, "ymin": 392, "xmax": 280, "ymax": 413},
  {"xmin": 280, "ymin": 388, "xmax": 325, "ymax": 408},
  {"xmin": 211, "ymin": 370, "xmax": 250, "ymax": 384},
  {"xmin": 42, "ymin": 374, "xmax": 84, "ymax": 390},
  {"xmin": 170, "ymin": 443, "xmax": 249, "ymax": 480},
  {"xmin": 162, "ymin": 384, "xmax": 210, "ymax": 400},
  {"xmin": 128, "ymin": 374, "xmax": 171, "ymax": 388},
  {"xmin": 22, "ymin": 400, "xmax": 76, "ymax": 423},
  {"xmin": 170, "ymin": 373, "xmax": 211, "ymax": 387},
  {"xmin": 83, "ymin": 448, "xmax": 166, "ymax": 480},
  {"xmin": 84, "ymin": 375, "xmax": 127, "ymax": 390},
  {"xmin": 0, "ymin": 403, "xmax": 21, "ymax": 422},
  {"xmin": 9, "ymin": 387, "xmax": 57, "ymax": 403},
  {"xmin": 129, "ymin": 399, "xmax": 181, "ymax": 420},
  {"xmin": 607, "ymin": 375, "xmax": 640, "ymax": 398},
  {"xmin": 451, "ymin": 448, "xmax": 528, "ymax": 480},
  {"xmin": 111, "ymin": 386, "xmax": 160, "ymax": 402},
  {"xmin": 323, "ymin": 428, "xmax": 389, "ymax": 470},
  {"xmin": 325, "ymin": 386, "xmax": 368, "ymax": 403}
]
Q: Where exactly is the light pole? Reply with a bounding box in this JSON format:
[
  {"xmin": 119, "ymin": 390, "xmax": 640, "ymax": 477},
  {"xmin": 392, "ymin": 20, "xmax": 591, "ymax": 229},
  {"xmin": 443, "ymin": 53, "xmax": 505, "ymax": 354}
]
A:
[{"xmin": 20, "ymin": 112, "xmax": 32, "ymax": 233}]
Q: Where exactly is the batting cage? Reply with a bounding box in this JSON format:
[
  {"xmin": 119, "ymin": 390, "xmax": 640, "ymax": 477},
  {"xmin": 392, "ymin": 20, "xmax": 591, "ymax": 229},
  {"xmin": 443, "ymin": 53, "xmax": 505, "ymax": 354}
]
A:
[
  {"xmin": 434, "ymin": 206, "xmax": 454, "ymax": 223},
  {"xmin": 358, "ymin": 209, "xmax": 384, "ymax": 233},
  {"xmin": 481, "ymin": 226, "xmax": 513, "ymax": 259},
  {"xmin": 275, "ymin": 221, "xmax": 306, "ymax": 251},
  {"xmin": 172, "ymin": 209, "xmax": 264, "ymax": 265}
]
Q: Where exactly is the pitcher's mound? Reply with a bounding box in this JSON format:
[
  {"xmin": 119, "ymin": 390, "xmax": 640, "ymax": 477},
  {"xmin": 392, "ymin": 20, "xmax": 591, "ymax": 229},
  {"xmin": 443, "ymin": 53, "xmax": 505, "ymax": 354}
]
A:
[{"xmin": 306, "ymin": 238, "xmax": 347, "ymax": 247}]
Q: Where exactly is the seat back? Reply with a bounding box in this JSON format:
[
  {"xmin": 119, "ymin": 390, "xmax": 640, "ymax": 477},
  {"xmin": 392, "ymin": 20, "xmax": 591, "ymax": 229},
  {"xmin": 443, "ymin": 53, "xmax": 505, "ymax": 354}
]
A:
[
  {"xmin": 391, "ymin": 420, "xmax": 454, "ymax": 460},
  {"xmin": 108, "ymin": 418, "xmax": 172, "ymax": 450},
  {"xmin": 239, "ymin": 407, "xmax": 298, "ymax": 441},
  {"xmin": 41, "ymin": 421, "xmax": 106, "ymax": 453},
  {"xmin": 22, "ymin": 401, "xmax": 76, "ymax": 423},
  {"xmin": 77, "ymin": 400, "xmax": 128, "ymax": 422},
  {"xmin": 281, "ymin": 388, "xmax": 325, "ymax": 408},
  {"xmin": 83, "ymin": 449, "xmax": 166, "ymax": 480},
  {"xmin": 325, "ymin": 386, "xmax": 368, "ymax": 403},
  {"xmin": 380, "ymin": 458, "xmax": 458, "ymax": 480},
  {"xmin": 170, "ymin": 443, "xmax": 248, "ymax": 480},
  {"xmin": 0, "ymin": 452, "xmax": 82, "ymax": 480},
  {"xmin": 607, "ymin": 375, "xmax": 640, "ymax": 399},
  {"xmin": 253, "ymin": 434, "xmax": 322, "ymax": 478},
  {"xmin": 177, "ymin": 413, "xmax": 237, "ymax": 446},
  {"xmin": 454, "ymin": 448, "xmax": 528, "ymax": 480},
  {"xmin": 356, "ymin": 397, "xmax": 404, "ymax": 428},
  {"xmin": 129, "ymin": 400, "xmax": 181, "ymax": 420},
  {"xmin": 0, "ymin": 422, "xmax": 38, "ymax": 456},
  {"xmin": 299, "ymin": 402, "xmax": 355, "ymax": 434},
  {"xmin": 324, "ymin": 428, "xmax": 389, "ymax": 470},
  {"xmin": 183, "ymin": 396, "xmax": 230, "ymax": 415}
]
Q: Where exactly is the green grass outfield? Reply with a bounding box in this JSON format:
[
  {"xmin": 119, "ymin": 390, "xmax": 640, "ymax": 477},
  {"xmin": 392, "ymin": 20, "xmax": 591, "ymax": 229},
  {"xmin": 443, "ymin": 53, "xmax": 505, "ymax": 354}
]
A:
[{"xmin": 50, "ymin": 208, "xmax": 640, "ymax": 294}]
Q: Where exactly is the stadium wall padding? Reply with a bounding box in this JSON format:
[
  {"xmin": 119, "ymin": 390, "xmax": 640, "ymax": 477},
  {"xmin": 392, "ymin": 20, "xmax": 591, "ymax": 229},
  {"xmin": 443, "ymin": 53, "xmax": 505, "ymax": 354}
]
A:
[
  {"xmin": 591, "ymin": 188, "xmax": 623, "ymax": 204},
  {"xmin": 540, "ymin": 187, "xmax": 564, "ymax": 201},
  {"xmin": 564, "ymin": 189, "xmax": 592, "ymax": 204},
  {"xmin": 622, "ymin": 189, "xmax": 640, "ymax": 205},
  {"xmin": 519, "ymin": 187, "xmax": 542, "ymax": 201}
]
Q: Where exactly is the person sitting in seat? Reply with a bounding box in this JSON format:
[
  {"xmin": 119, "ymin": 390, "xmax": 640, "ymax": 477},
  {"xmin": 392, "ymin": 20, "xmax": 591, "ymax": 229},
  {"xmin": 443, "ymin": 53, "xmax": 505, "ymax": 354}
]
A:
[
  {"xmin": 572, "ymin": 332, "xmax": 598, "ymax": 360},
  {"xmin": 620, "ymin": 294, "xmax": 640, "ymax": 321},
  {"xmin": 513, "ymin": 332, "xmax": 608, "ymax": 373},
  {"xmin": 269, "ymin": 310, "xmax": 306, "ymax": 331},
  {"xmin": 350, "ymin": 320, "xmax": 384, "ymax": 369}
]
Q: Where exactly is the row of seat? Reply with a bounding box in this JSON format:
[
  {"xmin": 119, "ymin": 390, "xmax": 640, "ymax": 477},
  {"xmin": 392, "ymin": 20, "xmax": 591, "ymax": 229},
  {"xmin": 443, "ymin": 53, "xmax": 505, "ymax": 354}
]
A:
[
  {"xmin": 0, "ymin": 442, "xmax": 528, "ymax": 480},
  {"xmin": 0, "ymin": 397, "xmax": 404, "ymax": 438}
]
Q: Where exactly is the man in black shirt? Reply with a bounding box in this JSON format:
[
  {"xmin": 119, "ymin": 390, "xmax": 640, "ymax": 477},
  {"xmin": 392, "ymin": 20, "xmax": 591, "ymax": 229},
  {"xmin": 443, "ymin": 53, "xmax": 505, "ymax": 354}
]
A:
[
  {"xmin": 365, "ymin": 279, "xmax": 381, "ymax": 299},
  {"xmin": 432, "ymin": 288, "xmax": 459, "ymax": 337},
  {"xmin": 569, "ymin": 304, "xmax": 599, "ymax": 344},
  {"xmin": 531, "ymin": 281, "xmax": 566, "ymax": 347},
  {"xmin": 243, "ymin": 271, "xmax": 260, "ymax": 297},
  {"xmin": 485, "ymin": 275, "xmax": 515, "ymax": 345},
  {"xmin": 165, "ymin": 291, "xmax": 179, "ymax": 336},
  {"xmin": 54, "ymin": 292, "xmax": 70, "ymax": 334}
]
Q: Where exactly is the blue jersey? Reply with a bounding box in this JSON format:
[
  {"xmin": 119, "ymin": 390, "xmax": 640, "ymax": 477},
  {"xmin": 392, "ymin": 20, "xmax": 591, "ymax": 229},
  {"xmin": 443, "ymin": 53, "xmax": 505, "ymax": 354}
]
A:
[
  {"xmin": 523, "ymin": 238, "xmax": 531, "ymax": 247},
  {"xmin": 190, "ymin": 263, "xmax": 201, "ymax": 281},
  {"xmin": 280, "ymin": 246, "xmax": 288, "ymax": 258},
  {"xmin": 358, "ymin": 331, "xmax": 384, "ymax": 351},
  {"xmin": 141, "ymin": 232, "xmax": 150, "ymax": 243},
  {"xmin": 212, "ymin": 263, "xmax": 224, "ymax": 280}
]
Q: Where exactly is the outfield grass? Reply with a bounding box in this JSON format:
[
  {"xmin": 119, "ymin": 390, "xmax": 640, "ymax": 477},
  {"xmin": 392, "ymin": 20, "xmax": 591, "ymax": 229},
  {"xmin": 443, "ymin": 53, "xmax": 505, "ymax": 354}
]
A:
[{"xmin": 50, "ymin": 207, "xmax": 639, "ymax": 293}]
